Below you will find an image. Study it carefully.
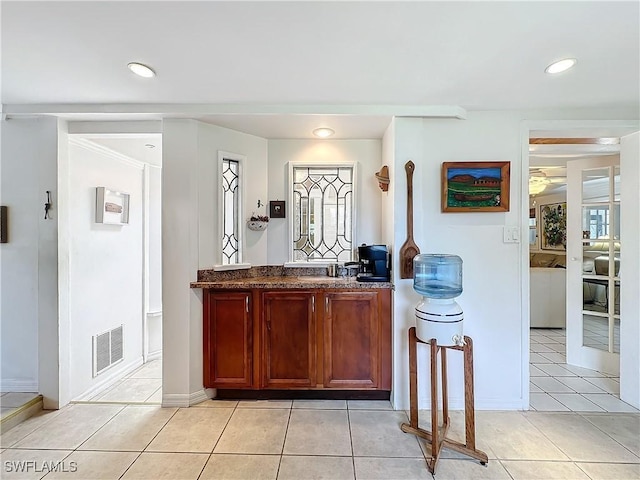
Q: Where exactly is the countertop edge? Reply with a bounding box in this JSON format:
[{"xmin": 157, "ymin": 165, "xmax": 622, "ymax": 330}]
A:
[{"xmin": 190, "ymin": 280, "xmax": 394, "ymax": 290}]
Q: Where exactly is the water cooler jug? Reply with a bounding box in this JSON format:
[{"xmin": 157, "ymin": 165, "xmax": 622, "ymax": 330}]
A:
[{"xmin": 413, "ymin": 254, "xmax": 464, "ymax": 346}]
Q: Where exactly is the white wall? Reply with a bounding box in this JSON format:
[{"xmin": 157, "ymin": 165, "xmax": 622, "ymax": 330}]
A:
[
  {"xmin": 162, "ymin": 119, "xmax": 268, "ymax": 406},
  {"xmin": 391, "ymin": 113, "xmax": 526, "ymax": 410},
  {"xmin": 266, "ymin": 139, "xmax": 383, "ymax": 264},
  {"xmin": 620, "ymin": 131, "xmax": 640, "ymax": 408},
  {"xmin": 1, "ymin": 117, "xmax": 59, "ymax": 400},
  {"xmin": 198, "ymin": 122, "xmax": 269, "ymax": 268},
  {"xmin": 146, "ymin": 164, "xmax": 163, "ymax": 358},
  {"xmin": 66, "ymin": 140, "xmax": 144, "ymax": 400}
]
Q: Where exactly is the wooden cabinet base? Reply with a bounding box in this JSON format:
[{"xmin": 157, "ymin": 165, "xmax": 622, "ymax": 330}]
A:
[
  {"xmin": 215, "ymin": 389, "xmax": 391, "ymax": 401},
  {"xmin": 204, "ymin": 287, "xmax": 392, "ymax": 392}
]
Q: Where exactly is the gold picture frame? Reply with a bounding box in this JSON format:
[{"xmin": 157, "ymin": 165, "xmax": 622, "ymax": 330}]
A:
[{"xmin": 441, "ymin": 161, "xmax": 510, "ymax": 213}]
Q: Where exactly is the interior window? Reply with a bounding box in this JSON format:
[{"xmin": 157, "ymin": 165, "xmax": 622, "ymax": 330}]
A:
[
  {"xmin": 221, "ymin": 156, "xmax": 241, "ymax": 264},
  {"xmin": 290, "ymin": 164, "xmax": 354, "ymax": 262}
]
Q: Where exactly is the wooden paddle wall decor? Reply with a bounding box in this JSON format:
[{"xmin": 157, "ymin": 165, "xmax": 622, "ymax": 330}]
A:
[{"xmin": 399, "ymin": 160, "xmax": 420, "ymax": 279}]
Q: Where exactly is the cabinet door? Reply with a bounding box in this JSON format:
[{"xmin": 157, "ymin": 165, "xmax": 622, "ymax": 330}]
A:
[
  {"xmin": 262, "ymin": 291, "xmax": 316, "ymax": 388},
  {"xmin": 203, "ymin": 290, "xmax": 252, "ymax": 388},
  {"xmin": 324, "ymin": 291, "xmax": 381, "ymax": 388}
]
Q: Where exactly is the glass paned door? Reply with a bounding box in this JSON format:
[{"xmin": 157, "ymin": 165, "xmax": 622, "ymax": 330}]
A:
[{"xmin": 567, "ymin": 157, "xmax": 620, "ymax": 375}]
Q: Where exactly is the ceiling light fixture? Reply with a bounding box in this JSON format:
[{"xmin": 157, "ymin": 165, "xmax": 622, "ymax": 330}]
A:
[
  {"xmin": 544, "ymin": 58, "xmax": 577, "ymax": 74},
  {"xmin": 127, "ymin": 62, "xmax": 156, "ymax": 78},
  {"xmin": 145, "ymin": 144, "xmax": 156, "ymax": 149},
  {"xmin": 529, "ymin": 177, "xmax": 550, "ymax": 196},
  {"xmin": 312, "ymin": 127, "xmax": 335, "ymax": 138}
]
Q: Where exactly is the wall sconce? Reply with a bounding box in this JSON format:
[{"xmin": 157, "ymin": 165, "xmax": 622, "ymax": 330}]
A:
[{"xmin": 375, "ymin": 165, "xmax": 390, "ymax": 192}]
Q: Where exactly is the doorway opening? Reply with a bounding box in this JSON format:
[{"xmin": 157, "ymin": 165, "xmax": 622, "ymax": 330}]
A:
[
  {"xmin": 526, "ymin": 130, "xmax": 635, "ymax": 413},
  {"xmin": 62, "ymin": 133, "xmax": 163, "ymax": 404}
]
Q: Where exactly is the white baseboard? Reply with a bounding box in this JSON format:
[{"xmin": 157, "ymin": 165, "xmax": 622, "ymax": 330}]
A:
[
  {"xmin": 146, "ymin": 350, "xmax": 162, "ymax": 362},
  {"xmin": 73, "ymin": 356, "xmax": 144, "ymax": 401},
  {"xmin": 393, "ymin": 396, "xmax": 526, "ymax": 411},
  {"xmin": 0, "ymin": 379, "xmax": 39, "ymax": 392},
  {"xmin": 162, "ymin": 389, "xmax": 213, "ymax": 408}
]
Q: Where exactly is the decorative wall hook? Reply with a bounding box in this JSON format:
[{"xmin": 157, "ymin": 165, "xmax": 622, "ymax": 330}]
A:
[
  {"xmin": 257, "ymin": 200, "xmax": 263, "ymax": 208},
  {"xmin": 44, "ymin": 191, "xmax": 52, "ymax": 219}
]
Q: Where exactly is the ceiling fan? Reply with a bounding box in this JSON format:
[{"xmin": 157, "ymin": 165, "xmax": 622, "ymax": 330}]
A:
[{"xmin": 529, "ymin": 167, "xmax": 566, "ymax": 195}]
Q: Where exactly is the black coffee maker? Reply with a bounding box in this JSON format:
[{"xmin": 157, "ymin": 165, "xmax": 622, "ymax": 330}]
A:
[{"xmin": 357, "ymin": 244, "xmax": 391, "ymax": 282}]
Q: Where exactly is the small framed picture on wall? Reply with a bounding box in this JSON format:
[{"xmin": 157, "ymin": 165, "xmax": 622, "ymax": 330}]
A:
[{"xmin": 269, "ymin": 200, "xmax": 286, "ymax": 218}]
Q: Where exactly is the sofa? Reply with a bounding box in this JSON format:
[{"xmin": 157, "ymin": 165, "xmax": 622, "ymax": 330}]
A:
[{"xmin": 530, "ymin": 253, "xmax": 566, "ymax": 328}]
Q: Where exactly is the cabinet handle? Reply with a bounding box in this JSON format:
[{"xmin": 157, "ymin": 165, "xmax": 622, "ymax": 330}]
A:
[
  {"xmin": 312, "ymin": 296, "xmax": 315, "ymax": 312},
  {"xmin": 245, "ymin": 296, "xmax": 249, "ymax": 313},
  {"xmin": 325, "ymin": 297, "xmax": 329, "ymax": 311}
]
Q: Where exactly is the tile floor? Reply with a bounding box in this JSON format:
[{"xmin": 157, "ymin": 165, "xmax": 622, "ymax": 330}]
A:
[
  {"xmin": 529, "ymin": 328, "xmax": 637, "ymax": 413},
  {"xmin": 1, "ymin": 398, "xmax": 638, "ymax": 479},
  {"xmin": 85, "ymin": 359, "xmax": 162, "ymax": 404}
]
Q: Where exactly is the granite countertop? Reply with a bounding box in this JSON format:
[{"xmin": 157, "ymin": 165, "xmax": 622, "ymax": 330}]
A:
[{"xmin": 190, "ymin": 265, "xmax": 393, "ymax": 290}]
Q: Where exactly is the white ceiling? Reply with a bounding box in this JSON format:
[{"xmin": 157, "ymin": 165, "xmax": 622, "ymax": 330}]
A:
[{"xmin": 2, "ymin": 1, "xmax": 639, "ymax": 139}]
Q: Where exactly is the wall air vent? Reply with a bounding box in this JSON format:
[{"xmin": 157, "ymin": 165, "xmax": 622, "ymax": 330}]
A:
[{"xmin": 93, "ymin": 325, "xmax": 124, "ymax": 377}]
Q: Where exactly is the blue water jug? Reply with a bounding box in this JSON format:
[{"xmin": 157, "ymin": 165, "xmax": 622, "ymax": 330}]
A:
[{"xmin": 413, "ymin": 254, "xmax": 463, "ymax": 299}]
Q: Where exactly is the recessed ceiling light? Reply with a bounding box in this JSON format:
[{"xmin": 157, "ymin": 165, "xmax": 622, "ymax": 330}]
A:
[
  {"xmin": 545, "ymin": 58, "xmax": 577, "ymax": 74},
  {"xmin": 145, "ymin": 143, "xmax": 156, "ymax": 149},
  {"xmin": 128, "ymin": 62, "xmax": 156, "ymax": 78},
  {"xmin": 313, "ymin": 127, "xmax": 335, "ymax": 138}
]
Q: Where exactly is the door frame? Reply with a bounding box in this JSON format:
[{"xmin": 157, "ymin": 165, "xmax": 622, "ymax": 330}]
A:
[{"xmin": 520, "ymin": 119, "xmax": 639, "ymax": 410}]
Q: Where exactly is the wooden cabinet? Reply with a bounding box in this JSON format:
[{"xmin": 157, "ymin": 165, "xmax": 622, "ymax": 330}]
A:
[
  {"xmin": 202, "ymin": 286, "xmax": 391, "ymax": 392},
  {"xmin": 203, "ymin": 290, "xmax": 252, "ymax": 388},
  {"xmin": 262, "ymin": 291, "xmax": 316, "ymax": 388}
]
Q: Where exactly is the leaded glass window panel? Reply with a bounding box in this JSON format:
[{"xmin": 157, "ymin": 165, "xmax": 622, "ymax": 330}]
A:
[
  {"xmin": 292, "ymin": 165, "xmax": 353, "ymax": 262},
  {"xmin": 222, "ymin": 158, "xmax": 239, "ymax": 264}
]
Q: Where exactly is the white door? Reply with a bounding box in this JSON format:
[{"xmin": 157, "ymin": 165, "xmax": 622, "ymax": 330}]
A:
[{"xmin": 566, "ymin": 156, "xmax": 620, "ymax": 374}]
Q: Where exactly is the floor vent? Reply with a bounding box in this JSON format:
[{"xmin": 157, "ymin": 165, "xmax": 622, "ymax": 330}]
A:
[{"xmin": 93, "ymin": 325, "xmax": 124, "ymax": 377}]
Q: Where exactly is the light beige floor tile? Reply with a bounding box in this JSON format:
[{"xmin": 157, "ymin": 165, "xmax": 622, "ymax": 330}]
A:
[
  {"xmin": 430, "ymin": 459, "xmax": 510, "ymax": 479},
  {"xmin": 529, "ymin": 365, "xmax": 548, "ymax": 377},
  {"xmin": 529, "ymin": 382, "xmax": 542, "ymax": 393},
  {"xmin": 283, "ymin": 409, "xmax": 351, "ymax": 456},
  {"xmin": 43, "ymin": 450, "xmax": 138, "ymax": 479},
  {"xmin": 502, "ymin": 460, "xmax": 590, "ymax": 479},
  {"xmin": 530, "ymin": 344, "xmax": 556, "ymax": 354},
  {"xmin": 0, "ymin": 393, "xmax": 40, "ymax": 408},
  {"xmin": 78, "ymin": 405, "xmax": 176, "ymax": 451},
  {"xmin": 0, "ymin": 409, "xmax": 64, "ymax": 448},
  {"xmin": 94, "ymin": 379, "xmax": 162, "ymax": 403},
  {"xmin": 292, "ymin": 399, "xmax": 346, "ymax": 409},
  {"xmin": 347, "ymin": 400, "xmax": 392, "ymax": 410},
  {"xmin": 354, "ymin": 457, "xmax": 431, "ymax": 480},
  {"xmin": 120, "ymin": 452, "xmax": 208, "ymax": 480},
  {"xmin": 530, "ymin": 377, "xmax": 574, "ymax": 393},
  {"xmin": 530, "ymin": 353, "xmax": 551, "ymax": 364},
  {"xmin": 524, "ymin": 412, "xmax": 639, "ymax": 462},
  {"xmin": 144, "ymin": 388, "xmax": 162, "ymax": 404},
  {"xmin": 279, "ymin": 455, "xmax": 354, "ymax": 480},
  {"xmin": 349, "ymin": 410, "xmax": 422, "ymax": 457},
  {"xmin": 14, "ymin": 405, "xmax": 123, "ymax": 450},
  {"xmin": 535, "ymin": 364, "xmax": 574, "ymax": 377},
  {"xmin": 2, "ymin": 407, "xmax": 18, "ymax": 417},
  {"xmin": 562, "ymin": 364, "xmax": 606, "ymax": 377},
  {"xmin": 556, "ymin": 376, "xmax": 605, "ymax": 394},
  {"xmin": 576, "ymin": 462, "xmax": 640, "ymax": 480},
  {"xmin": 236, "ymin": 400, "xmax": 292, "ymax": 409},
  {"xmin": 0, "ymin": 449, "xmax": 71, "ymax": 480},
  {"xmin": 127, "ymin": 360, "xmax": 162, "ymax": 379},
  {"xmin": 529, "ymin": 393, "xmax": 570, "ymax": 411},
  {"xmin": 214, "ymin": 408, "xmax": 289, "ymax": 454},
  {"xmin": 549, "ymin": 394, "xmax": 605, "ymax": 412},
  {"xmin": 200, "ymin": 454, "xmax": 279, "ymax": 480},
  {"xmin": 584, "ymin": 377, "xmax": 621, "ymax": 395},
  {"xmin": 538, "ymin": 352, "xmax": 566, "ymax": 363},
  {"xmin": 146, "ymin": 407, "xmax": 233, "ymax": 453},
  {"xmin": 475, "ymin": 411, "xmax": 569, "ymax": 461},
  {"xmin": 582, "ymin": 413, "xmax": 640, "ymax": 456},
  {"xmin": 582, "ymin": 394, "xmax": 638, "ymax": 413},
  {"xmin": 192, "ymin": 399, "xmax": 238, "ymax": 408}
]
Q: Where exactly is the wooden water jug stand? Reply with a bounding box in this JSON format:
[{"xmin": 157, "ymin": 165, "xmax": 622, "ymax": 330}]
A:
[{"xmin": 400, "ymin": 327, "xmax": 488, "ymax": 474}]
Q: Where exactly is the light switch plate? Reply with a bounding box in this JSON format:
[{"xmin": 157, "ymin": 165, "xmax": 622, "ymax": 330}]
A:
[{"xmin": 503, "ymin": 226, "xmax": 520, "ymax": 243}]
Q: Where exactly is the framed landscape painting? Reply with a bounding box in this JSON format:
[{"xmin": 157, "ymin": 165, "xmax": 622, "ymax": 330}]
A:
[{"xmin": 441, "ymin": 161, "xmax": 510, "ymax": 212}]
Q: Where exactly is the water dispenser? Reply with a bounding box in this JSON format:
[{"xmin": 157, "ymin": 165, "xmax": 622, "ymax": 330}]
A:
[{"xmin": 413, "ymin": 254, "xmax": 464, "ymax": 346}]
